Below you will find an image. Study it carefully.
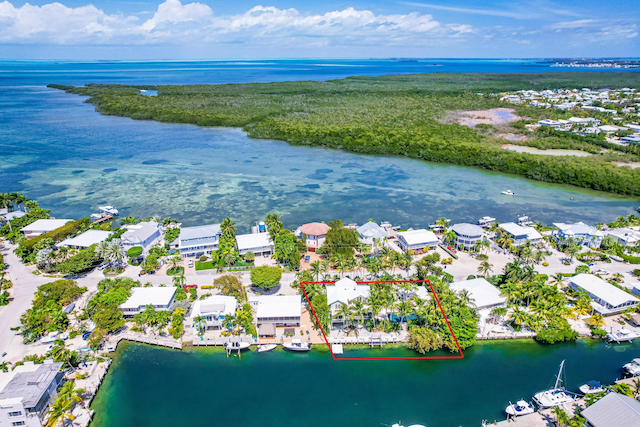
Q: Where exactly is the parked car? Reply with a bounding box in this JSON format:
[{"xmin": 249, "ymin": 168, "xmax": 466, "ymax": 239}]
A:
[
  {"xmin": 595, "ymin": 269, "xmax": 610, "ymax": 275},
  {"xmin": 447, "ymin": 246, "xmax": 457, "ymax": 253},
  {"xmin": 97, "ymin": 262, "xmax": 109, "ymax": 270},
  {"xmin": 188, "ymin": 259, "xmax": 194, "ymax": 268},
  {"xmin": 304, "ymin": 255, "xmax": 310, "ymax": 263}
]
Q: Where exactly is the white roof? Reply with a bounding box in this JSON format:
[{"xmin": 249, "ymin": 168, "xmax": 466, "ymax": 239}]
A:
[
  {"xmin": 0, "ymin": 211, "xmax": 26, "ymax": 221},
  {"xmin": 20, "ymin": 219, "xmax": 72, "ymax": 233},
  {"xmin": 59, "ymin": 230, "xmax": 111, "ymax": 248},
  {"xmin": 180, "ymin": 224, "xmax": 221, "ymax": 240},
  {"xmin": 191, "ymin": 295, "xmax": 237, "ymax": 319},
  {"xmin": 570, "ymin": 274, "xmax": 639, "ymax": 307},
  {"xmin": 450, "ymin": 278, "xmax": 506, "ymax": 309},
  {"xmin": 606, "ymin": 228, "xmax": 640, "ymax": 244},
  {"xmin": 121, "ymin": 221, "xmax": 159, "ymax": 244},
  {"xmin": 499, "ymin": 222, "xmax": 542, "ymax": 241},
  {"xmin": 553, "ymin": 222, "xmax": 604, "ymax": 237},
  {"xmin": 251, "ymin": 295, "xmax": 301, "ymax": 319},
  {"xmin": 356, "ymin": 222, "xmax": 388, "ymax": 240},
  {"xmin": 397, "ymin": 229, "xmax": 438, "ymax": 245},
  {"xmin": 327, "ymin": 279, "xmax": 371, "ymax": 306},
  {"xmin": 451, "ymin": 223, "xmax": 484, "ymax": 237},
  {"xmin": 119, "ymin": 287, "xmax": 176, "ymax": 310},
  {"xmin": 236, "ymin": 233, "xmax": 272, "ymax": 251}
]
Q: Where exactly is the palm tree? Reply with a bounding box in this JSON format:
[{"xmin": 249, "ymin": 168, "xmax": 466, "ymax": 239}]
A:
[
  {"xmin": 220, "ymin": 217, "xmax": 236, "ymax": 240},
  {"xmin": 265, "ymin": 213, "xmax": 284, "ymax": 241},
  {"xmin": 477, "ymin": 261, "xmax": 493, "ymax": 277},
  {"xmin": 442, "ymin": 229, "xmax": 456, "ymax": 246},
  {"xmin": 435, "ymin": 217, "xmax": 450, "ymax": 230},
  {"xmin": 351, "ymin": 300, "xmax": 366, "ymax": 326},
  {"xmin": 310, "ymin": 260, "xmax": 322, "ymax": 281},
  {"xmin": 168, "ymin": 255, "xmax": 182, "ymax": 272},
  {"xmin": 105, "ymin": 239, "xmax": 125, "ymax": 265},
  {"xmin": 46, "ymin": 398, "xmax": 75, "ymax": 427},
  {"xmin": 336, "ymin": 303, "xmax": 352, "ymax": 328},
  {"xmin": 57, "ymin": 381, "xmax": 85, "ymax": 405},
  {"xmin": 551, "ymin": 407, "xmax": 570, "ymax": 427},
  {"xmin": 564, "ymin": 244, "xmax": 580, "ymax": 263},
  {"xmin": 193, "ymin": 315, "xmax": 206, "ymax": 336},
  {"xmin": 457, "ymin": 289, "xmax": 476, "ymax": 308},
  {"xmin": 496, "ymin": 231, "xmax": 514, "ymax": 251},
  {"xmin": 591, "ymin": 313, "xmax": 605, "ymax": 329}
]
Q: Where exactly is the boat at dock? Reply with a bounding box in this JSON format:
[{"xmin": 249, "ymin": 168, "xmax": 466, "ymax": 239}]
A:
[
  {"xmin": 99, "ymin": 205, "xmax": 119, "ymax": 216},
  {"xmin": 224, "ymin": 341, "xmax": 250, "ymax": 351},
  {"xmin": 532, "ymin": 360, "xmax": 576, "ymax": 408},
  {"xmin": 623, "ymin": 358, "xmax": 640, "ymax": 376},
  {"xmin": 283, "ymin": 339, "xmax": 310, "ymax": 352},
  {"xmin": 477, "ymin": 216, "xmax": 496, "ymax": 227},
  {"xmin": 579, "ymin": 380, "xmax": 604, "ymax": 395},
  {"xmin": 257, "ymin": 344, "xmax": 277, "ymax": 353},
  {"xmin": 505, "ymin": 400, "xmax": 534, "ymax": 417},
  {"xmin": 608, "ymin": 328, "xmax": 640, "ymax": 343},
  {"xmin": 517, "ymin": 215, "xmax": 534, "ymax": 226},
  {"xmin": 501, "ymin": 190, "xmax": 515, "ymax": 196}
]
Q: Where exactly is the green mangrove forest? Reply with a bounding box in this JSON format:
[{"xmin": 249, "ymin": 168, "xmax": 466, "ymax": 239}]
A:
[{"xmin": 49, "ymin": 72, "xmax": 640, "ymax": 196}]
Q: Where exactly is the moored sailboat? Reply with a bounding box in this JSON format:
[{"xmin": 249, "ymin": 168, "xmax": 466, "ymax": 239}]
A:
[{"xmin": 532, "ymin": 360, "xmax": 576, "ymax": 408}]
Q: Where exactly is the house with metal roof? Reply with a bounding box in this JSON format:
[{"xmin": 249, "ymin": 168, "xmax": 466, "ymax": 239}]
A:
[
  {"xmin": 568, "ymin": 274, "xmax": 639, "ymax": 315},
  {"xmin": 121, "ymin": 221, "xmax": 161, "ymax": 254},
  {"xmin": 59, "ymin": 229, "xmax": 112, "ymax": 249},
  {"xmin": 235, "ymin": 233, "xmax": 273, "ymax": 257},
  {"xmin": 450, "ymin": 223, "xmax": 485, "ymax": 249},
  {"xmin": 173, "ymin": 223, "xmax": 221, "ymax": 258},
  {"xmin": 20, "ymin": 219, "xmax": 72, "ymax": 238},
  {"xmin": 581, "ymin": 392, "xmax": 640, "ymax": 427},
  {"xmin": 396, "ymin": 229, "xmax": 438, "ymax": 252},
  {"xmin": 248, "ymin": 295, "xmax": 301, "ymax": 326},
  {"xmin": 295, "ymin": 222, "xmax": 331, "ymax": 252},
  {"xmin": 119, "ymin": 286, "xmax": 177, "ymax": 316},
  {"xmin": 498, "ymin": 222, "xmax": 543, "ymax": 247},
  {"xmin": 0, "ymin": 209, "xmax": 26, "ymax": 224},
  {"xmin": 450, "ymin": 278, "xmax": 506, "ymax": 310},
  {"xmin": 326, "ymin": 278, "xmax": 370, "ymax": 325},
  {"xmin": 551, "ymin": 222, "xmax": 604, "ymax": 248},
  {"xmin": 356, "ymin": 221, "xmax": 388, "ymax": 249},
  {"xmin": 0, "ymin": 361, "xmax": 64, "ymax": 426},
  {"xmin": 189, "ymin": 295, "xmax": 237, "ymax": 330},
  {"xmin": 605, "ymin": 227, "xmax": 640, "ymax": 247}
]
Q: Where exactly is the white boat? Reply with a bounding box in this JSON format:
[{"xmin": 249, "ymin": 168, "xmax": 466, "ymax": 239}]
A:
[
  {"xmin": 224, "ymin": 341, "xmax": 250, "ymax": 351},
  {"xmin": 501, "ymin": 190, "xmax": 515, "ymax": 196},
  {"xmin": 517, "ymin": 215, "xmax": 534, "ymax": 226},
  {"xmin": 532, "ymin": 360, "xmax": 576, "ymax": 408},
  {"xmin": 505, "ymin": 400, "xmax": 535, "ymax": 417},
  {"xmin": 391, "ymin": 423, "xmax": 425, "ymax": 427},
  {"xmin": 477, "ymin": 216, "xmax": 496, "ymax": 226},
  {"xmin": 283, "ymin": 339, "xmax": 310, "ymax": 352},
  {"xmin": 579, "ymin": 380, "xmax": 605, "ymax": 395},
  {"xmin": 608, "ymin": 328, "xmax": 640, "ymax": 343},
  {"xmin": 99, "ymin": 205, "xmax": 119, "ymax": 216},
  {"xmin": 257, "ymin": 344, "xmax": 277, "ymax": 353},
  {"xmin": 90, "ymin": 213, "xmax": 103, "ymax": 220},
  {"xmin": 623, "ymin": 358, "xmax": 640, "ymax": 376}
]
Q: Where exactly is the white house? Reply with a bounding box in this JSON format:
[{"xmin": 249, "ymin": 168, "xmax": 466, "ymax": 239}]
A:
[
  {"xmin": 599, "ymin": 125, "xmax": 628, "ymax": 134},
  {"xmin": 449, "ymin": 278, "xmax": 506, "ymax": 310},
  {"xmin": 249, "ymin": 295, "xmax": 301, "ymax": 326},
  {"xmin": 0, "ymin": 361, "xmax": 64, "ymax": 427},
  {"xmin": 235, "ymin": 233, "xmax": 273, "ymax": 257},
  {"xmin": 119, "ymin": 287, "xmax": 177, "ymax": 317},
  {"xmin": 0, "ymin": 209, "xmax": 26, "ymax": 223},
  {"xmin": 498, "ymin": 222, "xmax": 543, "ymax": 247},
  {"xmin": 190, "ymin": 296, "xmax": 237, "ymax": 330},
  {"xmin": 326, "ymin": 278, "xmax": 370, "ymax": 325},
  {"xmin": 451, "ymin": 223, "xmax": 485, "ymax": 250},
  {"xmin": 538, "ymin": 119, "xmax": 561, "ymax": 128},
  {"xmin": 295, "ymin": 222, "xmax": 331, "ymax": 252},
  {"xmin": 58, "ymin": 229, "xmax": 111, "ymax": 249},
  {"xmin": 20, "ymin": 219, "xmax": 72, "ymax": 238},
  {"xmin": 121, "ymin": 221, "xmax": 161, "ymax": 254},
  {"xmin": 396, "ymin": 229, "xmax": 438, "ymax": 252},
  {"xmin": 357, "ymin": 221, "xmax": 388, "ymax": 249},
  {"xmin": 568, "ymin": 117, "xmax": 600, "ymax": 126},
  {"xmin": 551, "ymin": 222, "xmax": 604, "ymax": 248},
  {"xmin": 173, "ymin": 223, "xmax": 221, "ymax": 258},
  {"xmin": 605, "ymin": 228, "xmax": 640, "ymax": 247},
  {"xmin": 581, "ymin": 392, "xmax": 640, "ymax": 427},
  {"xmin": 568, "ymin": 274, "xmax": 639, "ymax": 315}
]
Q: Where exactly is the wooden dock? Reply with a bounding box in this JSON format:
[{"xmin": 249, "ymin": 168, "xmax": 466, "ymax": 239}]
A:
[{"xmin": 92, "ymin": 214, "xmax": 113, "ymax": 224}]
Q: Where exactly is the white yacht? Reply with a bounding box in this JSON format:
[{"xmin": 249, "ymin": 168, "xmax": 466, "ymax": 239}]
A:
[
  {"xmin": 391, "ymin": 423, "xmax": 425, "ymax": 427},
  {"xmin": 283, "ymin": 339, "xmax": 310, "ymax": 352},
  {"xmin": 224, "ymin": 341, "xmax": 250, "ymax": 351},
  {"xmin": 505, "ymin": 400, "xmax": 535, "ymax": 417},
  {"xmin": 501, "ymin": 190, "xmax": 515, "ymax": 196},
  {"xmin": 257, "ymin": 344, "xmax": 277, "ymax": 353},
  {"xmin": 532, "ymin": 360, "xmax": 576, "ymax": 408},
  {"xmin": 608, "ymin": 328, "xmax": 640, "ymax": 343},
  {"xmin": 623, "ymin": 358, "xmax": 640, "ymax": 376},
  {"xmin": 517, "ymin": 215, "xmax": 534, "ymax": 226},
  {"xmin": 90, "ymin": 213, "xmax": 103, "ymax": 220},
  {"xmin": 579, "ymin": 380, "xmax": 605, "ymax": 395},
  {"xmin": 477, "ymin": 216, "xmax": 496, "ymax": 227},
  {"xmin": 99, "ymin": 205, "xmax": 119, "ymax": 216}
]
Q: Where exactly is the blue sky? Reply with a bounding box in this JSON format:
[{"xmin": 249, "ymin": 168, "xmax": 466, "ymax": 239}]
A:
[{"xmin": 0, "ymin": 0, "xmax": 638, "ymax": 59}]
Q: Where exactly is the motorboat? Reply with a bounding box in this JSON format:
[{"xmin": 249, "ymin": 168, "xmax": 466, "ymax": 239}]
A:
[
  {"xmin": 505, "ymin": 400, "xmax": 535, "ymax": 417},
  {"xmin": 391, "ymin": 423, "xmax": 425, "ymax": 427},
  {"xmin": 517, "ymin": 215, "xmax": 534, "ymax": 226},
  {"xmin": 579, "ymin": 380, "xmax": 605, "ymax": 395},
  {"xmin": 257, "ymin": 344, "xmax": 277, "ymax": 353},
  {"xmin": 224, "ymin": 341, "xmax": 250, "ymax": 351},
  {"xmin": 532, "ymin": 360, "xmax": 576, "ymax": 408},
  {"xmin": 477, "ymin": 216, "xmax": 496, "ymax": 227},
  {"xmin": 623, "ymin": 358, "xmax": 640, "ymax": 376},
  {"xmin": 90, "ymin": 213, "xmax": 103, "ymax": 220},
  {"xmin": 99, "ymin": 206, "xmax": 119, "ymax": 216},
  {"xmin": 501, "ymin": 190, "xmax": 515, "ymax": 196},
  {"xmin": 608, "ymin": 328, "xmax": 640, "ymax": 343},
  {"xmin": 283, "ymin": 339, "xmax": 311, "ymax": 352}
]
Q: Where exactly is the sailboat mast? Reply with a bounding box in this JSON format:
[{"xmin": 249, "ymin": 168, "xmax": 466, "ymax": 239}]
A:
[{"xmin": 554, "ymin": 360, "xmax": 565, "ymax": 389}]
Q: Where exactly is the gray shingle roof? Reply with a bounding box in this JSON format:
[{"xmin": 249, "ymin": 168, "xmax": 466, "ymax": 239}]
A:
[
  {"xmin": 0, "ymin": 362, "xmax": 63, "ymax": 409},
  {"xmin": 180, "ymin": 224, "xmax": 221, "ymax": 240},
  {"xmin": 582, "ymin": 392, "xmax": 640, "ymax": 427}
]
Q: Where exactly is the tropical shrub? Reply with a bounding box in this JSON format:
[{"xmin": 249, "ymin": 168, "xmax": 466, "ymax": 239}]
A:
[
  {"xmin": 534, "ymin": 319, "xmax": 579, "ymax": 344},
  {"xmin": 127, "ymin": 247, "xmax": 143, "ymax": 258},
  {"xmin": 213, "ymin": 275, "xmax": 244, "ymax": 301},
  {"xmin": 408, "ymin": 326, "xmax": 443, "ymax": 354},
  {"xmin": 250, "ymin": 266, "xmax": 282, "ymax": 290}
]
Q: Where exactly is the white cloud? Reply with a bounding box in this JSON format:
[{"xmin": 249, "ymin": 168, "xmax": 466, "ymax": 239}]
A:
[
  {"xmin": 0, "ymin": 0, "xmax": 468, "ymax": 45},
  {"xmin": 550, "ymin": 19, "xmax": 596, "ymax": 30}
]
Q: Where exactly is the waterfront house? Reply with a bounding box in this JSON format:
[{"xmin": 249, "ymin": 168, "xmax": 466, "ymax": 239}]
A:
[
  {"xmin": 449, "ymin": 278, "xmax": 506, "ymax": 310},
  {"xmin": 568, "ymin": 274, "xmax": 639, "ymax": 315},
  {"xmin": 326, "ymin": 278, "xmax": 370, "ymax": 325},
  {"xmin": 0, "ymin": 209, "xmax": 26, "ymax": 223},
  {"xmin": 20, "ymin": 219, "xmax": 72, "ymax": 238},
  {"xmin": 538, "ymin": 119, "xmax": 561, "ymax": 128},
  {"xmin": 189, "ymin": 296, "xmax": 237, "ymax": 331},
  {"xmin": 0, "ymin": 361, "xmax": 64, "ymax": 427},
  {"xmin": 58, "ymin": 229, "xmax": 111, "ymax": 249},
  {"xmin": 119, "ymin": 287, "xmax": 177, "ymax": 317},
  {"xmin": 450, "ymin": 223, "xmax": 485, "ymax": 250},
  {"xmin": 356, "ymin": 221, "xmax": 388, "ymax": 251},
  {"xmin": 605, "ymin": 228, "xmax": 640, "ymax": 247},
  {"xmin": 173, "ymin": 223, "xmax": 221, "ymax": 259},
  {"xmin": 396, "ymin": 229, "xmax": 438, "ymax": 252},
  {"xmin": 581, "ymin": 392, "xmax": 640, "ymax": 427},
  {"xmin": 551, "ymin": 222, "xmax": 604, "ymax": 248},
  {"xmin": 295, "ymin": 222, "xmax": 331, "ymax": 252},
  {"xmin": 498, "ymin": 222, "xmax": 543, "ymax": 247},
  {"xmin": 121, "ymin": 221, "xmax": 161, "ymax": 254},
  {"xmin": 568, "ymin": 117, "xmax": 600, "ymax": 126},
  {"xmin": 235, "ymin": 233, "xmax": 273, "ymax": 257},
  {"xmin": 249, "ymin": 295, "xmax": 301, "ymax": 326}
]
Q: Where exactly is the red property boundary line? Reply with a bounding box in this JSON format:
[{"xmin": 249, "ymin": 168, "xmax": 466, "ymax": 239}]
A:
[{"xmin": 300, "ymin": 279, "xmax": 465, "ymax": 361}]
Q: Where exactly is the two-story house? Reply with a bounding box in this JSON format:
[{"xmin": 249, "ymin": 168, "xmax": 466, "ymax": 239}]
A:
[{"xmin": 173, "ymin": 224, "xmax": 222, "ymax": 258}]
